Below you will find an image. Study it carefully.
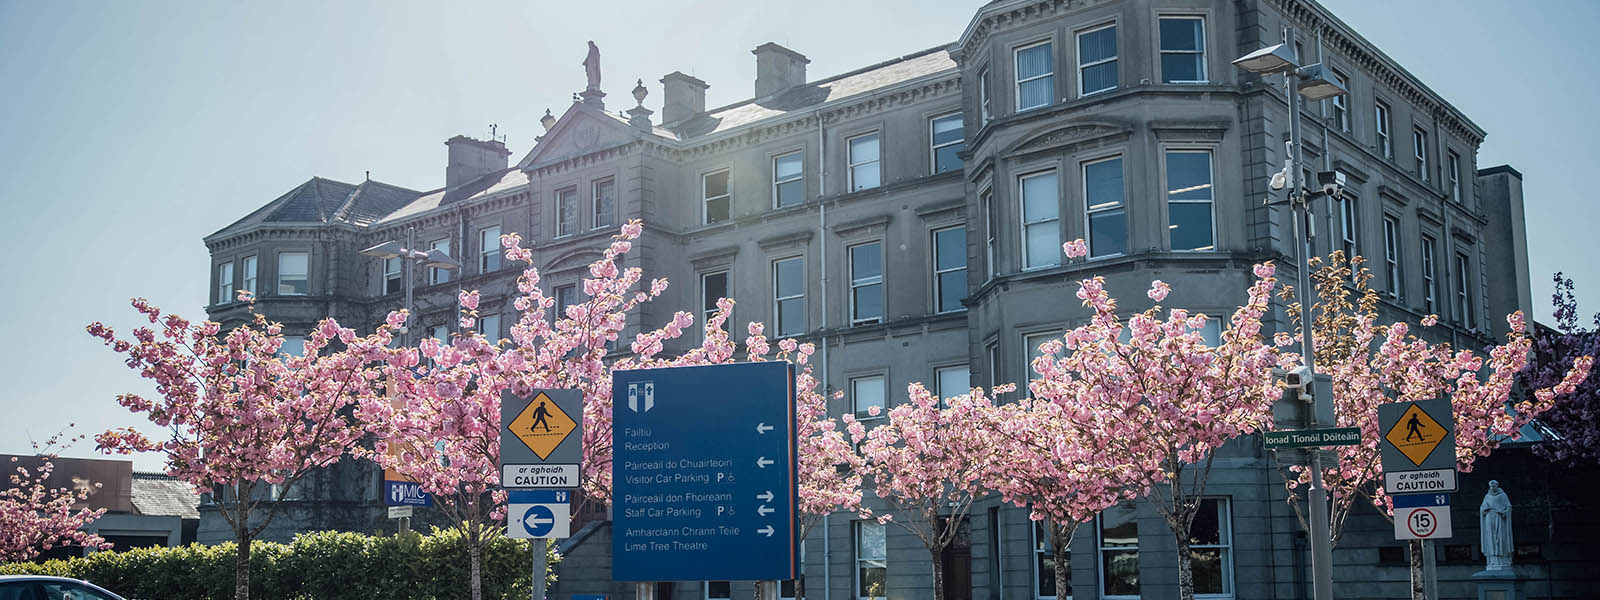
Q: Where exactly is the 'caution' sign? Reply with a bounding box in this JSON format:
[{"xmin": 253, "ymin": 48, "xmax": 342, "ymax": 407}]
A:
[
  {"xmin": 509, "ymin": 391, "xmax": 578, "ymax": 460},
  {"xmin": 1377, "ymin": 398, "xmax": 1456, "ymax": 472}
]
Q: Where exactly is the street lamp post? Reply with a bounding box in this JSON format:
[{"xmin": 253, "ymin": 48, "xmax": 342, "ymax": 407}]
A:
[
  {"xmin": 360, "ymin": 226, "xmax": 462, "ymax": 534},
  {"xmin": 1234, "ymin": 27, "xmax": 1348, "ymax": 600}
]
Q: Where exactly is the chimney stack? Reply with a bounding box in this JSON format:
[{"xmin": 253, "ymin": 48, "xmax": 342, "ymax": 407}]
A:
[
  {"xmin": 444, "ymin": 135, "xmax": 511, "ymax": 189},
  {"xmin": 752, "ymin": 42, "xmax": 809, "ymax": 99},
  {"xmin": 660, "ymin": 71, "xmax": 709, "ymax": 125}
]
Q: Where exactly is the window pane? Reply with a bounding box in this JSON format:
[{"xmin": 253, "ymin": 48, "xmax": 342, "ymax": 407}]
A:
[
  {"xmin": 594, "ymin": 180, "xmax": 616, "ymax": 228},
  {"xmin": 779, "ymin": 298, "xmax": 805, "ymax": 336},
  {"xmin": 776, "ymin": 153, "xmax": 803, "ymax": 180},
  {"xmin": 937, "ymin": 271, "xmax": 967, "ymax": 313},
  {"xmin": 1016, "ymin": 43, "xmax": 1053, "ymax": 79},
  {"xmin": 932, "ymin": 115, "xmax": 963, "ymax": 147},
  {"xmin": 708, "ymin": 582, "xmax": 731, "ymax": 599},
  {"xmin": 1022, "ymin": 173, "xmax": 1059, "ymax": 222},
  {"xmin": 1082, "ymin": 62, "xmax": 1117, "ymax": 95},
  {"xmin": 1085, "ymin": 158, "xmax": 1123, "ymax": 209},
  {"xmin": 1190, "ymin": 499, "xmax": 1220, "ymax": 545},
  {"xmin": 1191, "ymin": 547, "xmax": 1225, "ymax": 594},
  {"xmin": 934, "ymin": 144, "xmax": 964, "ymax": 175},
  {"xmin": 1161, "ymin": 54, "xmax": 1203, "ymax": 83},
  {"xmin": 851, "ymin": 163, "xmax": 881, "ymax": 191},
  {"xmin": 853, "ymin": 285, "xmax": 883, "ymax": 323},
  {"xmin": 776, "ymin": 179, "xmax": 805, "ymax": 208},
  {"xmin": 777, "ymin": 259, "xmax": 804, "ymax": 297},
  {"xmin": 481, "ymin": 227, "xmax": 501, "ymax": 272},
  {"xmin": 704, "ymin": 171, "xmax": 729, "ymax": 198},
  {"xmin": 1079, "ymin": 26, "xmax": 1116, "ymax": 63},
  {"xmin": 706, "ymin": 196, "xmax": 730, "ymax": 224},
  {"xmin": 1170, "ymin": 203, "xmax": 1213, "ymax": 251},
  {"xmin": 703, "ymin": 272, "xmax": 727, "ymax": 314},
  {"xmin": 935, "ymin": 228, "xmax": 965, "ymax": 271},
  {"xmin": 1025, "ymin": 223, "xmax": 1060, "ymax": 269},
  {"xmin": 1089, "ymin": 210, "xmax": 1126, "ymax": 257},
  {"xmin": 853, "ymin": 377, "xmax": 885, "ymax": 418},
  {"xmin": 1100, "ymin": 503, "xmax": 1140, "ymax": 597},
  {"xmin": 852, "ymin": 244, "xmax": 883, "ymax": 281},
  {"xmin": 1166, "ymin": 152, "xmax": 1213, "ymax": 201},
  {"xmin": 558, "ymin": 188, "xmax": 578, "ymax": 235},
  {"xmin": 937, "ymin": 366, "xmax": 970, "ymax": 403},
  {"xmin": 278, "ymin": 252, "xmax": 308, "ymax": 295},
  {"xmin": 1159, "ymin": 18, "xmax": 1204, "ymax": 52},
  {"xmin": 1018, "ymin": 78, "xmax": 1053, "ymax": 111}
]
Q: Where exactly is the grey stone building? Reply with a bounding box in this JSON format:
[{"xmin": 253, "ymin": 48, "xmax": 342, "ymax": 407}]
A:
[{"xmin": 201, "ymin": 0, "xmax": 1578, "ymax": 598}]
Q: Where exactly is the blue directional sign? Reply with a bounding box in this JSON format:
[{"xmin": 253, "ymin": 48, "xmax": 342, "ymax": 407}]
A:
[
  {"xmin": 508, "ymin": 490, "xmax": 571, "ymax": 539},
  {"xmin": 611, "ymin": 362, "xmax": 799, "ymax": 582}
]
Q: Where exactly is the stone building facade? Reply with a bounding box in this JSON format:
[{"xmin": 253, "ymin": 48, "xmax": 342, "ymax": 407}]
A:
[{"xmin": 201, "ymin": 0, "xmax": 1571, "ymax": 597}]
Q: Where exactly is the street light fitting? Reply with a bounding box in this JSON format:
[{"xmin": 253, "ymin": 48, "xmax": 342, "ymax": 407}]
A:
[
  {"xmin": 1294, "ymin": 63, "xmax": 1349, "ymax": 101},
  {"xmin": 358, "ymin": 240, "xmax": 406, "ymax": 259},
  {"xmin": 1231, "ymin": 43, "xmax": 1299, "ymax": 74},
  {"xmin": 420, "ymin": 249, "xmax": 462, "ymax": 270}
]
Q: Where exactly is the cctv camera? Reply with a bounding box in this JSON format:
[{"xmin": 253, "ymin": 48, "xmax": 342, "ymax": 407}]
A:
[
  {"xmin": 1316, "ymin": 170, "xmax": 1347, "ymax": 199},
  {"xmin": 1282, "ymin": 365, "xmax": 1313, "ymax": 388},
  {"xmin": 1269, "ymin": 170, "xmax": 1287, "ymax": 191}
]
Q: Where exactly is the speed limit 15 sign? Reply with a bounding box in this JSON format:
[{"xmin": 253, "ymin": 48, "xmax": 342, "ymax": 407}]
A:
[{"xmin": 1392, "ymin": 493, "xmax": 1453, "ymax": 540}]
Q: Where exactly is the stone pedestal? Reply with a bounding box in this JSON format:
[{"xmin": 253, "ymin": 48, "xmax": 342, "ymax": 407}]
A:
[{"xmin": 1473, "ymin": 569, "xmax": 1520, "ymax": 600}]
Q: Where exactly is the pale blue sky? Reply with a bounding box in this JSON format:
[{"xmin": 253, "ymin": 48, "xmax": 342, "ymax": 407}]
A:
[{"xmin": 1, "ymin": 1, "xmax": 1594, "ymax": 469}]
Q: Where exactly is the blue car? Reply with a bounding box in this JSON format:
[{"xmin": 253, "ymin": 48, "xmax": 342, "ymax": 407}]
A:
[{"xmin": 0, "ymin": 576, "xmax": 126, "ymax": 600}]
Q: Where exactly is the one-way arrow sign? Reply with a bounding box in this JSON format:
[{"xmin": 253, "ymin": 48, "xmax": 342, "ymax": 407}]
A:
[
  {"xmin": 758, "ymin": 505, "xmax": 775, "ymax": 516},
  {"xmin": 757, "ymin": 525, "xmax": 775, "ymax": 537},
  {"xmin": 757, "ymin": 457, "xmax": 774, "ymax": 469},
  {"xmin": 757, "ymin": 490, "xmax": 774, "ymax": 503},
  {"xmin": 756, "ymin": 422, "xmax": 774, "ymax": 434}
]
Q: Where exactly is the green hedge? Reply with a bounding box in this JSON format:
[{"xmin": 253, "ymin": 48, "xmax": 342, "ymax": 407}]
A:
[{"xmin": 0, "ymin": 527, "xmax": 558, "ymax": 600}]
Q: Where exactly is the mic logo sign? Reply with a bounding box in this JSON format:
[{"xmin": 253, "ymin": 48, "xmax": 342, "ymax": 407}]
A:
[{"xmin": 384, "ymin": 481, "xmax": 432, "ymax": 507}]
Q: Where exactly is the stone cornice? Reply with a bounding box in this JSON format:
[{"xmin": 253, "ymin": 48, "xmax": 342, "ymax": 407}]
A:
[
  {"xmin": 831, "ymin": 214, "xmax": 892, "ymax": 239},
  {"xmin": 1269, "ymin": 0, "xmax": 1485, "ymax": 146},
  {"xmin": 205, "ymin": 224, "xmax": 361, "ymax": 252},
  {"xmin": 953, "ymin": 0, "xmax": 1077, "ymax": 63},
  {"xmin": 1005, "ymin": 120, "xmax": 1134, "ymax": 159},
  {"xmin": 689, "ymin": 245, "xmax": 740, "ymax": 270},
  {"xmin": 757, "ymin": 230, "xmax": 815, "ymax": 253}
]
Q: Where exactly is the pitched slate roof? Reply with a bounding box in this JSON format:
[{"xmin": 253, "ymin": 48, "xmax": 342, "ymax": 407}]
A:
[
  {"xmin": 375, "ymin": 168, "xmax": 528, "ymax": 225},
  {"xmin": 130, "ymin": 472, "xmax": 199, "ymax": 519},
  {"xmin": 209, "ymin": 176, "xmax": 425, "ymax": 239},
  {"xmin": 673, "ymin": 45, "xmax": 957, "ymax": 140}
]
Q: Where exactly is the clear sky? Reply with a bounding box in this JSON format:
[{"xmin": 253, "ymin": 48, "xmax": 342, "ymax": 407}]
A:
[{"xmin": 1, "ymin": 0, "xmax": 1594, "ymax": 469}]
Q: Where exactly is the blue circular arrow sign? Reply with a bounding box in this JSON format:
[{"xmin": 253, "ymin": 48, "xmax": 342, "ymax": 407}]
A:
[{"xmin": 522, "ymin": 505, "xmax": 555, "ymax": 537}]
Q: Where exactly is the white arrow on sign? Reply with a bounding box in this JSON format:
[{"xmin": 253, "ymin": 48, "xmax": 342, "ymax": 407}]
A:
[
  {"xmin": 756, "ymin": 457, "xmax": 774, "ymax": 469},
  {"xmin": 756, "ymin": 422, "xmax": 774, "ymax": 434},
  {"xmin": 756, "ymin": 490, "xmax": 774, "ymax": 503},
  {"xmin": 758, "ymin": 504, "xmax": 775, "ymax": 516},
  {"xmin": 757, "ymin": 525, "xmax": 775, "ymax": 537}
]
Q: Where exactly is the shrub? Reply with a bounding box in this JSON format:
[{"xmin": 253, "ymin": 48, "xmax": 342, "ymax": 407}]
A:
[{"xmin": 0, "ymin": 525, "xmax": 557, "ymax": 600}]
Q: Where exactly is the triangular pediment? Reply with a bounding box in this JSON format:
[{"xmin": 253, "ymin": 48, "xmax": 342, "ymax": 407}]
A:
[
  {"xmin": 517, "ymin": 106, "xmax": 638, "ymax": 171},
  {"xmin": 542, "ymin": 248, "xmax": 606, "ymax": 276}
]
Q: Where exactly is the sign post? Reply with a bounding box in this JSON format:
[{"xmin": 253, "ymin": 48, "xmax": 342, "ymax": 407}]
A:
[
  {"xmin": 611, "ymin": 362, "xmax": 800, "ymax": 583},
  {"xmin": 500, "ymin": 389, "xmax": 584, "ymax": 600}
]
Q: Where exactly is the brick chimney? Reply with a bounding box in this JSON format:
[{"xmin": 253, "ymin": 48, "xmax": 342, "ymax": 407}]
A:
[
  {"xmin": 444, "ymin": 135, "xmax": 511, "ymax": 189},
  {"xmin": 660, "ymin": 72, "xmax": 709, "ymax": 126},
  {"xmin": 752, "ymin": 42, "xmax": 809, "ymax": 98}
]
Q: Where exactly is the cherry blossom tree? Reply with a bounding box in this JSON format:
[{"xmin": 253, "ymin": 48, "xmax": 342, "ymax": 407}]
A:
[
  {"xmin": 983, "ymin": 384, "xmax": 1143, "ymax": 598},
  {"xmin": 1275, "ymin": 253, "xmax": 1591, "ymax": 600},
  {"xmin": 363, "ymin": 221, "xmax": 867, "ymax": 600},
  {"xmin": 1029, "ymin": 240, "xmax": 1284, "ymax": 600},
  {"xmin": 858, "ymin": 383, "xmax": 1000, "ymax": 600},
  {"xmin": 0, "ymin": 429, "xmax": 111, "ymax": 563},
  {"xmin": 87, "ymin": 295, "xmax": 398, "ymax": 600},
  {"xmin": 1518, "ymin": 272, "xmax": 1600, "ymax": 466}
]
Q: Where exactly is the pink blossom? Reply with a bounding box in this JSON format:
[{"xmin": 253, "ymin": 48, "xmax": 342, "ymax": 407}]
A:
[
  {"xmin": 459, "ymin": 290, "xmax": 480, "ymax": 311},
  {"xmin": 1062, "ymin": 239, "xmax": 1088, "ymax": 259},
  {"xmin": 1147, "ymin": 280, "xmax": 1170, "ymax": 302}
]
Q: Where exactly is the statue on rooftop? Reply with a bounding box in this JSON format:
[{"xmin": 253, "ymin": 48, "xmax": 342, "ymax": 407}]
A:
[{"xmin": 583, "ymin": 41, "xmax": 602, "ymax": 92}]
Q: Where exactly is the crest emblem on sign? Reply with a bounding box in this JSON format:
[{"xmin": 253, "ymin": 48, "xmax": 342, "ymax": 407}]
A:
[
  {"xmin": 628, "ymin": 381, "xmax": 655, "ymax": 413},
  {"xmin": 508, "ymin": 392, "xmax": 578, "ymax": 460}
]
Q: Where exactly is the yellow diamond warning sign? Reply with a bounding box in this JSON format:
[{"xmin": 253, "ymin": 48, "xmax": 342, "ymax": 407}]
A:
[
  {"xmin": 509, "ymin": 392, "xmax": 577, "ymax": 460},
  {"xmin": 1383, "ymin": 403, "xmax": 1448, "ymax": 467}
]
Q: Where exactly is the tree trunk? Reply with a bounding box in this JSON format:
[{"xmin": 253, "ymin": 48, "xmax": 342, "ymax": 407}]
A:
[
  {"xmin": 795, "ymin": 572, "xmax": 806, "ymax": 600},
  {"xmin": 1049, "ymin": 521, "xmax": 1074, "ymax": 600},
  {"xmin": 470, "ymin": 528, "xmax": 483, "ymax": 600},
  {"xmin": 929, "ymin": 545, "xmax": 946, "ymax": 600},
  {"xmin": 755, "ymin": 580, "xmax": 765, "ymax": 600},
  {"xmin": 1175, "ymin": 534, "xmax": 1195, "ymax": 600},
  {"xmin": 1408, "ymin": 540, "xmax": 1425, "ymax": 600},
  {"xmin": 234, "ymin": 531, "xmax": 252, "ymax": 600}
]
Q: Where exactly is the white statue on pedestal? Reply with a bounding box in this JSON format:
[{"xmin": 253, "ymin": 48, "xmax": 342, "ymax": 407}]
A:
[{"xmin": 1479, "ymin": 480, "xmax": 1513, "ymax": 571}]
